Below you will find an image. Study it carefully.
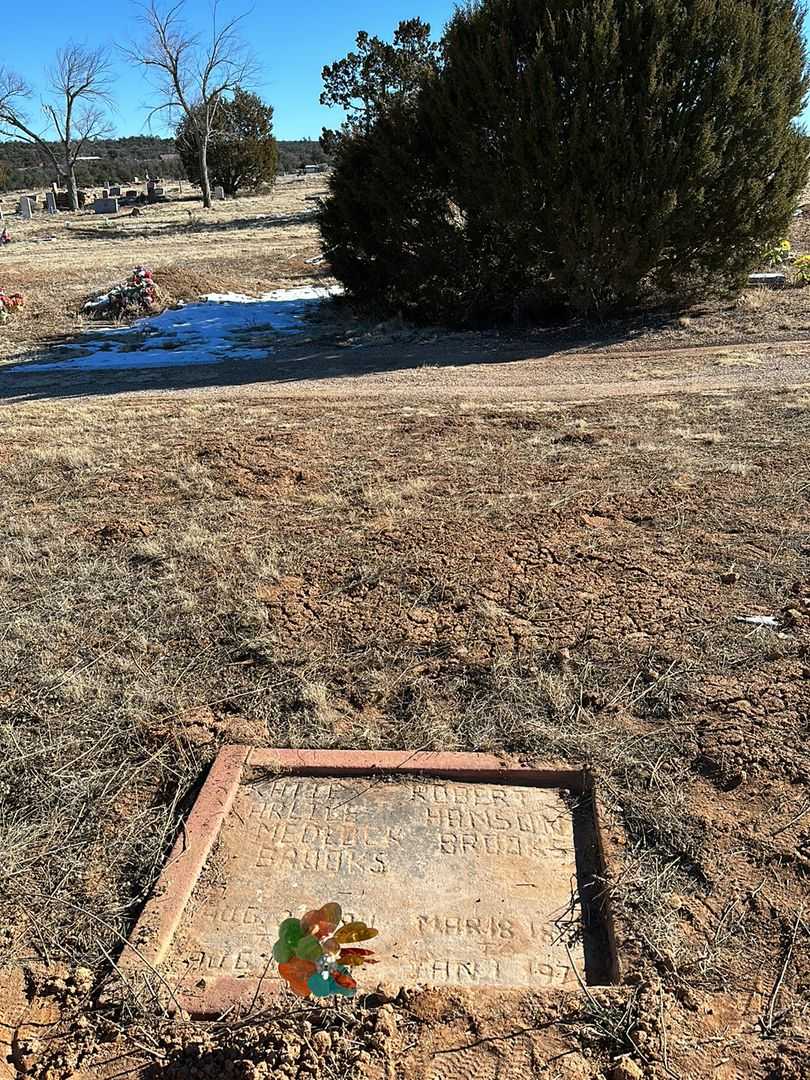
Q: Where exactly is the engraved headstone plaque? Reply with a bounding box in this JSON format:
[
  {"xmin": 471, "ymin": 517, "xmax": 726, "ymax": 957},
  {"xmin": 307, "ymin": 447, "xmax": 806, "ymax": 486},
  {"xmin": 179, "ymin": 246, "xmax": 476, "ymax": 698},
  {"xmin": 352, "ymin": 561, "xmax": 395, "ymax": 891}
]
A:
[{"xmin": 167, "ymin": 773, "xmax": 586, "ymax": 999}]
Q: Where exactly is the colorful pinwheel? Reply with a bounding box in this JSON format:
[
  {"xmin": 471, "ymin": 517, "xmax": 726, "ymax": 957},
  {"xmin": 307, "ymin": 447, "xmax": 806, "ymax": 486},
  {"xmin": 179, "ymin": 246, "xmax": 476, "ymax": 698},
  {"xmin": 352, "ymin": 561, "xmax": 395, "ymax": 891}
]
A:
[{"xmin": 272, "ymin": 903, "xmax": 378, "ymax": 998}]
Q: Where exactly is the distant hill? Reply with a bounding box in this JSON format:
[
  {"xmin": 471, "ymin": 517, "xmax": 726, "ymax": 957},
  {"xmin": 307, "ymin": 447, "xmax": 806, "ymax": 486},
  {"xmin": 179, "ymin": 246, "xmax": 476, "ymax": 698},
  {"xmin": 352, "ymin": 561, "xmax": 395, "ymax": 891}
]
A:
[
  {"xmin": 0, "ymin": 135, "xmax": 329, "ymax": 192},
  {"xmin": 276, "ymin": 139, "xmax": 330, "ymax": 174}
]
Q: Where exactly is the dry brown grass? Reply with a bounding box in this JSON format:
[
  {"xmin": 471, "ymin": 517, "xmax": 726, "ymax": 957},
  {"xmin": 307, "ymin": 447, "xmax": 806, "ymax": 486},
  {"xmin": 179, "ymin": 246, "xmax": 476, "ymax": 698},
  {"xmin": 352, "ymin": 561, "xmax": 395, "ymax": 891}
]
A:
[
  {"xmin": 0, "ymin": 389, "xmax": 807, "ymax": 1006},
  {"xmin": 1, "ymin": 180, "xmax": 810, "ymax": 1080}
]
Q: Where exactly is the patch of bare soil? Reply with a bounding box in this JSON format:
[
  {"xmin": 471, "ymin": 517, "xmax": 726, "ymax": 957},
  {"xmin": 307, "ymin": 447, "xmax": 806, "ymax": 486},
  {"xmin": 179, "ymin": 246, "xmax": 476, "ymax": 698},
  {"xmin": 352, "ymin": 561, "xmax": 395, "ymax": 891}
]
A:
[{"xmin": 0, "ymin": 985, "xmax": 640, "ymax": 1079}]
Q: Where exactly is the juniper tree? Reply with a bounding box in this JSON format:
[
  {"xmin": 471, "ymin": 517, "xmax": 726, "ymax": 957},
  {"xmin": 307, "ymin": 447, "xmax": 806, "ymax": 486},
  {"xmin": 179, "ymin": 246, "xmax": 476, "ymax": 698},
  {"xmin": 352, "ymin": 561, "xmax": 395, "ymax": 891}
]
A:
[
  {"xmin": 319, "ymin": 18, "xmax": 440, "ymax": 154},
  {"xmin": 176, "ymin": 88, "xmax": 278, "ymax": 196},
  {"xmin": 322, "ymin": 0, "xmax": 810, "ymax": 319},
  {"xmin": 319, "ymin": 18, "xmax": 456, "ymax": 317},
  {"xmin": 319, "ymin": 102, "xmax": 463, "ymax": 318},
  {"xmin": 430, "ymin": 0, "xmax": 810, "ymax": 313}
]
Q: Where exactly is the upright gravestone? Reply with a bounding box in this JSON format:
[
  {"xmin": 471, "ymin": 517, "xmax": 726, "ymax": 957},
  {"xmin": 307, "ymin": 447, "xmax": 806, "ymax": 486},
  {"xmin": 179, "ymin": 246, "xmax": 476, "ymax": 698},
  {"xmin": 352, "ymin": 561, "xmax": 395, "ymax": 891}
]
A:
[
  {"xmin": 108, "ymin": 185, "xmax": 121, "ymax": 197},
  {"xmin": 19, "ymin": 196, "xmax": 33, "ymax": 220},
  {"xmin": 45, "ymin": 191, "xmax": 57, "ymax": 214},
  {"xmin": 214, "ymin": 185, "xmax": 225, "ymax": 201},
  {"xmin": 94, "ymin": 197, "xmax": 119, "ymax": 215}
]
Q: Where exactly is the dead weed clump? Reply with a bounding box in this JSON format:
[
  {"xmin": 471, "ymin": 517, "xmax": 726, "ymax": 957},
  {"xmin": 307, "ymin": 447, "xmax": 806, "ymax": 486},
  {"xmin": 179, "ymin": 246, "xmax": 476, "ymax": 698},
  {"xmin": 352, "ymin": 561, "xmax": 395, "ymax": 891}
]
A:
[{"xmin": 0, "ymin": 674, "xmax": 205, "ymax": 969}]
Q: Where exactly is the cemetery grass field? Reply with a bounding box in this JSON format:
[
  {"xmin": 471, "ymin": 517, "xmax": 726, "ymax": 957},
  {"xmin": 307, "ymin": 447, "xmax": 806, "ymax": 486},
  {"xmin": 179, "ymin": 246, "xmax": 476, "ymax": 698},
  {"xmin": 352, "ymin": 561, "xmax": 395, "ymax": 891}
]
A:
[
  {"xmin": 0, "ymin": 176, "xmax": 331, "ymax": 368},
  {"xmin": 0, "ymin": 180, "xmax": 809, "ymax": 1077}
]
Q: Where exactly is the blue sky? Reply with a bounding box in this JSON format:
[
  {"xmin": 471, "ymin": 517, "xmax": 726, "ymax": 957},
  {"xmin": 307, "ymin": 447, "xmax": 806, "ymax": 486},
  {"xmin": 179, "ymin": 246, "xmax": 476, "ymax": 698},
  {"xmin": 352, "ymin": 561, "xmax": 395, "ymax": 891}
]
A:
[
  {"xmin": 5, "ymin": 0, "xmax": 810, "ymax": 140},
  {"xmin": 5, "ymin": 1, "xmax": 456, "ymax": 141}
]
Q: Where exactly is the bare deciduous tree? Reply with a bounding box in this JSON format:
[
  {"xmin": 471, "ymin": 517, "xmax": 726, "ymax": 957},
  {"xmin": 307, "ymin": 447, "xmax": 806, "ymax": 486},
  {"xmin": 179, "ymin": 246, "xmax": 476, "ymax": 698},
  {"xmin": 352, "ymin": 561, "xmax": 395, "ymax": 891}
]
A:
[
  {"xmin": 0, "ymin": 45, "xmax": 113, "ymax": 210},
  {"xmin": 128, "ymin": 1, "xmax": 256, "ymax": 208}
]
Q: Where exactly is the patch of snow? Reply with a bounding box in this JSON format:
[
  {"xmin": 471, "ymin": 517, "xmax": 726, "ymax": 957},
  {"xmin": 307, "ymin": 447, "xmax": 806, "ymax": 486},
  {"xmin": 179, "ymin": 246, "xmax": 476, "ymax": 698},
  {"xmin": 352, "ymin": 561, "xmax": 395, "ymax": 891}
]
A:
[
  {"xmin": 11, "ymin": 285, "xmax": 342, "ymax": 374},
  {"xmin": 83, "ymin": 292, "xmax": 110, "ymax": 310},
  {"xmin": 204, "ymin": 285, "xmax": 340, "ymax": 305}
]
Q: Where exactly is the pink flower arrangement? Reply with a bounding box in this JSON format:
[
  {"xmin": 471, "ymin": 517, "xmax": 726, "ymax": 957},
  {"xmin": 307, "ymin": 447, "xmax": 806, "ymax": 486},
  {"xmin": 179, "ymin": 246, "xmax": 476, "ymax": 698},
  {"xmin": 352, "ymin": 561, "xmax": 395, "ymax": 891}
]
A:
[
  {"xmin": 84, "ymin": 266, "xmax": 160, "ymax": 319},
  {"xmin": 0, "ymin": 290, "xmax": 24, "ymax": 322}
]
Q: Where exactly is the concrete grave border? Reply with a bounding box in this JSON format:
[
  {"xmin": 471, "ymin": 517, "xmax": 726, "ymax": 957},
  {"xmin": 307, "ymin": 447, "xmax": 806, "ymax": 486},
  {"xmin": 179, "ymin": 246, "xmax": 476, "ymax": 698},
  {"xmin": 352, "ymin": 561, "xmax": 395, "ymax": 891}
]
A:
[{"xmin": 118, "ymin": 748, "xmax": 622, "ymax": 1016}]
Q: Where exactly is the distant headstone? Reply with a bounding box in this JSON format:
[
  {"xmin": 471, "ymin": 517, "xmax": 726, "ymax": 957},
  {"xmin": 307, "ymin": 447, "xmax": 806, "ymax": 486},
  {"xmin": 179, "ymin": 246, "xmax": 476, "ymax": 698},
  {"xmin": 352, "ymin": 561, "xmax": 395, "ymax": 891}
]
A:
[
  {"xmin": 45, "ymin": 191, "xmax": 57, "ymax": 214},
  {"xmin": 125, "ymin": 190, "xmax": 138, "ymax": 199},
  {"xmin": 108, "ymin": 185, "xmax": 121, "ymax": 197},
  {"xmin": 19, "ymin": 196, "xmax": 33, "ymax": 220},
  {"xmin": 748, "ymin": 272, "xmax": 786, "ymax": 288},
  {"xmin": 214, "ymin": 185, "xmax": 225, "ymax": 201},
  {"xmin": 94, "ymin": 197, "xmax": 119, "ymax": 215},
  {"xmin": 101, "ymin": 188, "xmax": 109, "ymax": 199}
]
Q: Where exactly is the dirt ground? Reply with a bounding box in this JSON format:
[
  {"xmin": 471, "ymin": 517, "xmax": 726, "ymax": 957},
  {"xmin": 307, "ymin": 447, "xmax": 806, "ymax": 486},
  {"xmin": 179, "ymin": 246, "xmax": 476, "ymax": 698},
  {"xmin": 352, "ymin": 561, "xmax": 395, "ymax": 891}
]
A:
[{"xmin": 0, "ymin": 181, "xmax": 809, "ymax": 1079}]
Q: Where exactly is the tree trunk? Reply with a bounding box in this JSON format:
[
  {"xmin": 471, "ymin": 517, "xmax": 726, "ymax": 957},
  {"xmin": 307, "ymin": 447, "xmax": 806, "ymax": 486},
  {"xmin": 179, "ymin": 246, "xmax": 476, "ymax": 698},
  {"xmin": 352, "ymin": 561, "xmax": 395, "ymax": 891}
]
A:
[
  {"xmin": 199, "ymin": 139, "xmax": 212, "ymax": 209},
  {"xmin": 66, "ymin": 166, "xmax": 79, "ymax": 212}
]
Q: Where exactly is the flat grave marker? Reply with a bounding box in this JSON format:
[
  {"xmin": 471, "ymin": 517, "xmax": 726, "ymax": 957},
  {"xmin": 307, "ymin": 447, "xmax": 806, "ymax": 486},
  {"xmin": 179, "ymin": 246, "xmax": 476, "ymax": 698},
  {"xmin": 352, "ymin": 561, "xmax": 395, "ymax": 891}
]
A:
[
  {"xmin": 748, "ymin": 272, "xmax": 786, "ymax": 288},
  {"xmin": 121, "ymin": 749, "xmax": 616, "ymax": 1016}
]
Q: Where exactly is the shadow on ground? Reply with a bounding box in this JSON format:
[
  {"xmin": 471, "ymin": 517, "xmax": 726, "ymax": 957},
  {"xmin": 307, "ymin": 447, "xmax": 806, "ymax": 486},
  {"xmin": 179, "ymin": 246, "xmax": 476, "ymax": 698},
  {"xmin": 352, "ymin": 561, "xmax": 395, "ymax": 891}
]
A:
[
  {"xmin": 4, "ymin": 296, "xmax": 807, "ymax": 405},
  {"xmin": 0, "ymin": 333, "xmax": 644, "ymax": 404},
  {"xmin": 62, "ymin": 209, "xmax": 319, "ymax": 244}
]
